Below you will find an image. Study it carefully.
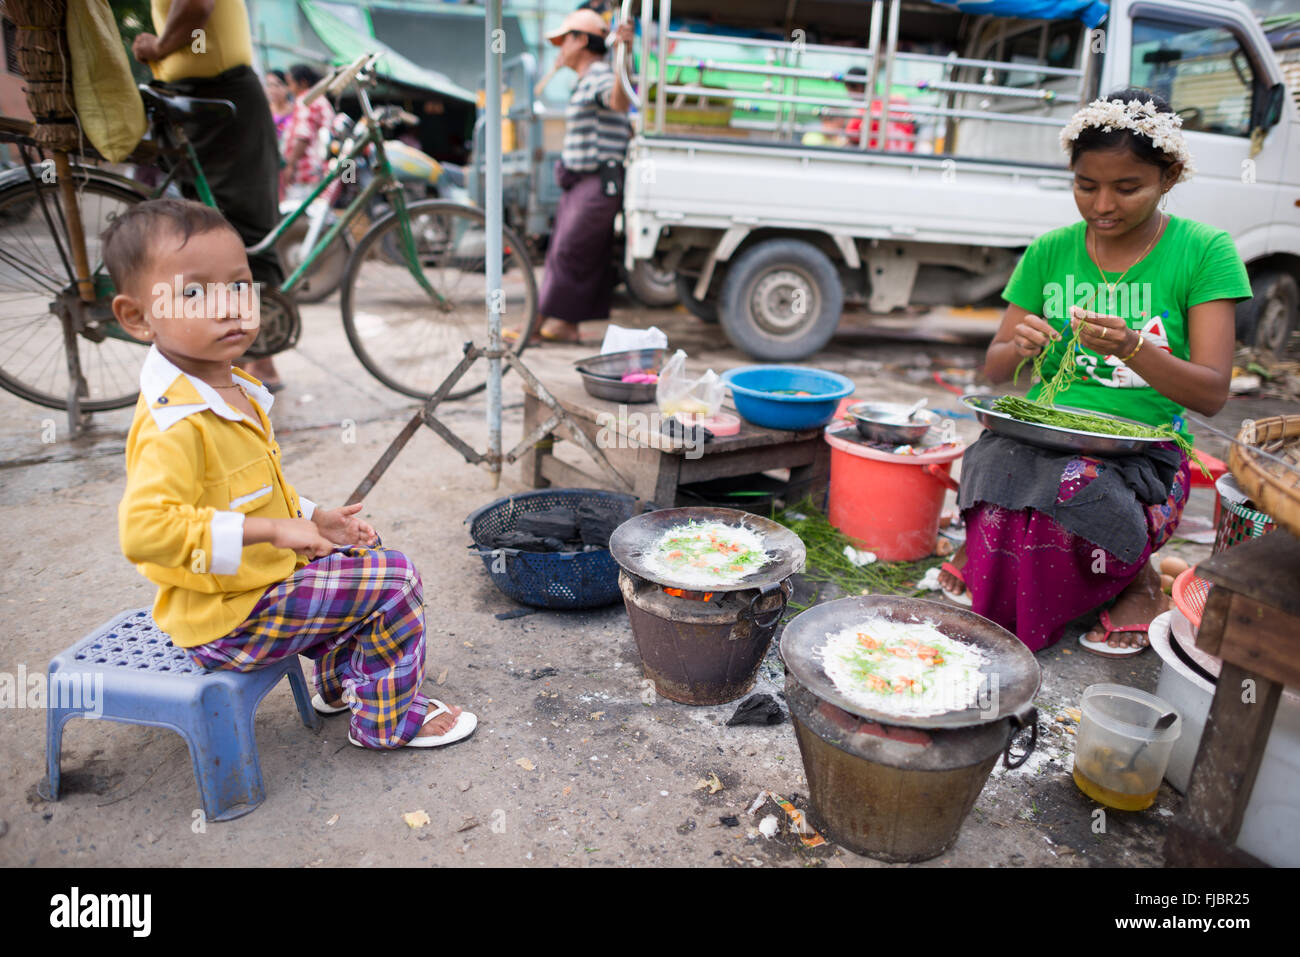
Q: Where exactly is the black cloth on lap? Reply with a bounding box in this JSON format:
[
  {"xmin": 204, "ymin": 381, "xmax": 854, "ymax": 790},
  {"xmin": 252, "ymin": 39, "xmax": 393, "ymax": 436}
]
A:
[{"xmin": 956, "ymin": 432, "xmax": 1182, "ymax": 564}]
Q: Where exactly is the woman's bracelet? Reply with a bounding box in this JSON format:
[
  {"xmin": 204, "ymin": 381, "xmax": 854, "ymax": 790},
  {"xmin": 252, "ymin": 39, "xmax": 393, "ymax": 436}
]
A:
[{"xmin": 1120, "ymin": 332, "xmax": 1145, "ymax": 363}]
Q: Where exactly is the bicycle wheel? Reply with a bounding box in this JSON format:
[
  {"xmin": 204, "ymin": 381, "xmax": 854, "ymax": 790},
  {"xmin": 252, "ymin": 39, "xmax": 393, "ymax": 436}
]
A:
[
  {"xmin": 340, "ymin": 200, "xmax": 538, "ymax": 401},
  {"xmin": 0, "ymin": 173, "xmax": 148, "ymax": 410}
]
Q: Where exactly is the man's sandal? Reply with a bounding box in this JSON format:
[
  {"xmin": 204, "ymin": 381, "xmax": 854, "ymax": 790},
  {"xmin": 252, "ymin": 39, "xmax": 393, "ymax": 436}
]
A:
[
  {"xmin": 1078, "ymin": 609, "xmax": 1150, "ymax": 659},
  {"xmin": 939, "ymin": 561, "xmax": 973, "ymax": 607},
  {"xmin": 348, "ymin": 698, "xmax": 478, "ymax": 749}
]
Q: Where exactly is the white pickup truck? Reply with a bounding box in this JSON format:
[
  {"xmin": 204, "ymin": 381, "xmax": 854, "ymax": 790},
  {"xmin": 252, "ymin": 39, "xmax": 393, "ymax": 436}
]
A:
[{"xmin": 621, "ymin": 0, "xmax": 1300, "ymax": 359}]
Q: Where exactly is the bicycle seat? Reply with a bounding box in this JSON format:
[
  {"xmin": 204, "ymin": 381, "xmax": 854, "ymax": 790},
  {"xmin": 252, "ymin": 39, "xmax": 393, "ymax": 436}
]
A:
[{"xmin": 139, "ymin": 85, "xmax": 237, "ymax": 124}]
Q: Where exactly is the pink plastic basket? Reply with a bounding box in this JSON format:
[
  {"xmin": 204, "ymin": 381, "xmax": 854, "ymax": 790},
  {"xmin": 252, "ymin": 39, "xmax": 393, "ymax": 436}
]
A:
[{"xmin": 1171, "ymin": 567, "xmax": 1212, "ymax": 630}]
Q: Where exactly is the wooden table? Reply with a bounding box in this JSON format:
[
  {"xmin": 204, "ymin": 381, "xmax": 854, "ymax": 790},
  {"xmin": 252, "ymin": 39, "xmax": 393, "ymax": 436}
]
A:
[
  {"xmin": 520, "ymin": 373, "xmax": 832, "ymax": 509},
  {"xmin": 1164, "ymin": 531, "xmax": 1300, "ymax": 867}
]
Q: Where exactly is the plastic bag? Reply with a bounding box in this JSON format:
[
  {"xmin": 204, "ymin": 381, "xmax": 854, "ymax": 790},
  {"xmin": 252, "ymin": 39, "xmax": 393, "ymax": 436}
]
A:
[
  {"xmin": 67, "ymin": 0, "xmax": 146, "ymax": 163},
  {"xmin": 600, "ymin": 323, "xmax": 668, "ymax": 355},
  {"xmin": 656, "ymin": 349, "xmax": 723, "ymax": 420}
]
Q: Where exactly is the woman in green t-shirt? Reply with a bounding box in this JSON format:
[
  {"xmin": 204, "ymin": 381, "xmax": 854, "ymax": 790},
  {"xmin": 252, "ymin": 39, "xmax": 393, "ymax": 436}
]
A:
[{"xmin": 939, "ymin": 89, "xmax": 1251, "ymax": 656}]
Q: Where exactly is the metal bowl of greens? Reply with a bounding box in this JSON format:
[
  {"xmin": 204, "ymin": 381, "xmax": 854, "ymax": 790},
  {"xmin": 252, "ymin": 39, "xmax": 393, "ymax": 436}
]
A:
[{"xmin": 962, "ymin": 394, "xmax": 1173, "ymax": 457}]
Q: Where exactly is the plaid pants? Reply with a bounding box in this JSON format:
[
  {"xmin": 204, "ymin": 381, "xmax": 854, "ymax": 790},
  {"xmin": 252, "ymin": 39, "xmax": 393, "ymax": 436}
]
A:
[{"xmin": 188, "ymin": 548, "xmax": 431, "ymax": 749}]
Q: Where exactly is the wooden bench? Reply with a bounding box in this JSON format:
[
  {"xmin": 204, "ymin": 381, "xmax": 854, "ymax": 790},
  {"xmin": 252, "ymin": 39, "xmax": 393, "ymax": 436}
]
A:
[{"xmin": 519, "ymin": 372, "xmax": 831, "ymax": 509}]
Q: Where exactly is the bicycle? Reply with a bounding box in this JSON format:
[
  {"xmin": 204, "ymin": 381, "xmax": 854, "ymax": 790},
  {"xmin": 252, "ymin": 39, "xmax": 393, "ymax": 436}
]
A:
[{"xmin": 0, "ymin": 53, "xmax": 539, "ymax": 415}]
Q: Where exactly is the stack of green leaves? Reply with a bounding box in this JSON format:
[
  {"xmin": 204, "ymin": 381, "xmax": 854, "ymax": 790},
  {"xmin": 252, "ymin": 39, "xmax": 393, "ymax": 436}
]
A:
[
  {"xmin": 772, "ymin": 500, "xmax": 944, "ymax": 614},
  {"xmin": 1000, "ymin": 320, "xmax": 1209, "ymax": 477}
]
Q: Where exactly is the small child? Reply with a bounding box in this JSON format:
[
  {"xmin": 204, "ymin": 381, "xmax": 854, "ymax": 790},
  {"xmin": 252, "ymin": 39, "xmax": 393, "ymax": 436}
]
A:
[{"xmin": 109, "ymin": 198, "xmax": 474, "ymax": 749}]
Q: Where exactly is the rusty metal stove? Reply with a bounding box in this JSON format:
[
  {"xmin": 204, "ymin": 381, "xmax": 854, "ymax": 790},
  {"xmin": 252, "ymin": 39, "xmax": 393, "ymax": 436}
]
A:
[
  {"xmin": 609, "ymin": 508, "xmax": 806, "ymax": 706},
  {"xmin": 780, "ymin": 595, "xmax": 1041, "ymax": 862}
]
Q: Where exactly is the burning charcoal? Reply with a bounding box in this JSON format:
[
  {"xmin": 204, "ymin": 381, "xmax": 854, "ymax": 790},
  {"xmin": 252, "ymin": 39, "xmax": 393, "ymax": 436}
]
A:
[
  {"xmin": 576, "ymin": 502, "xmax": 620, "ymax": 548},
  {"xmin": 726, "ymin": 693, "xmax": 786, "ymax": 727},
  {"xmin": 515, "ymin": 508, "xmax": 578, "ymax": 542}
]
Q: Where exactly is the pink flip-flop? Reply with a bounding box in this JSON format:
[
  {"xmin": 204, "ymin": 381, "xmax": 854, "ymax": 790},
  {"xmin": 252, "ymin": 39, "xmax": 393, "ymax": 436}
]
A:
[
  {"xmin": 939, "ymin": 560, "xmax": 973, "ymax": 607},
  {"xmin": 1078, "ymin": 609, "xmax": 1150, "ymax": 658}
]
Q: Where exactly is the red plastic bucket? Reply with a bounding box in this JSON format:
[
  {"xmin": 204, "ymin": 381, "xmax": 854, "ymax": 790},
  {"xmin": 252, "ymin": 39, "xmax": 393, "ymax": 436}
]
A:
[{"xmin": 825, "ymin": 426, "xmax": 964, "ymax": 561}]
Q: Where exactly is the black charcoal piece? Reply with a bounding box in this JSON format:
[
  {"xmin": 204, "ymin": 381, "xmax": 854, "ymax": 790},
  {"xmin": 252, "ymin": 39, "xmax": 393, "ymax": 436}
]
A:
[
  {"xmin": 514, "ymin": 508, "xmax": 578, "ymax": 542},
  {"xmin": 576, "ymin": 502, "xmax": 620, "ymax": 548},
  {"xmin": 726, "ymin": 693, "xmax": 786, "ymax": 727}
]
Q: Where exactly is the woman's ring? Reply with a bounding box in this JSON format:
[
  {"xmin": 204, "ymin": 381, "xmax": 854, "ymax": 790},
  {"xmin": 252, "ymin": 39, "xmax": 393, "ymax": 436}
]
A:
[{"xmin": 1097, "ymin": 325, "xmax": 1107, "ymax": 340}]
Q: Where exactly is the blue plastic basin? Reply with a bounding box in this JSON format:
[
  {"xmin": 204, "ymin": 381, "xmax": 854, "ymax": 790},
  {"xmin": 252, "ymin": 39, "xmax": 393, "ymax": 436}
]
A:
[{"xmin": 722, "ymin": 366, "xmax": 855, "ymax": 431}]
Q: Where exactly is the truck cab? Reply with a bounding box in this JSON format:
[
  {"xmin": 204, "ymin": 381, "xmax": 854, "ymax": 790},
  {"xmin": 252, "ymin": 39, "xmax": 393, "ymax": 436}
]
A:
[{"xmin": 622, "ymin": 0, "xmax": 1299, "ymax": 359}]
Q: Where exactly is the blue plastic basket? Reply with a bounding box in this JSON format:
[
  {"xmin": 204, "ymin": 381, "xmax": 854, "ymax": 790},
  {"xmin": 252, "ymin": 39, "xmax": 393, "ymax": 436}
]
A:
[
  {"xmin": 466, "ymin": 489, "xmax": 638, "ymax": 609},
  {"xmin": 722, "ymin": 365, "xmax": 855, "ymax": 430}
]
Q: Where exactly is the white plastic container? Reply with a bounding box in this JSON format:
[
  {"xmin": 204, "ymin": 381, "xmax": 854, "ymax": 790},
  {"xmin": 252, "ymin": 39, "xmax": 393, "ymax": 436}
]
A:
[
  {"xmin": 1073, "ymin": 684, "xmax": 1181, "ymax": 811},
  {"xmin": 1149, "ymin": 611, "xmax": 1300, "ymax": 867}
]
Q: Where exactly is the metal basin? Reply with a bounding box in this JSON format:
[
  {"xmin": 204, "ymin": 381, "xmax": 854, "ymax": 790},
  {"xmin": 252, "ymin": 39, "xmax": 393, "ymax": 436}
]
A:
[
  {"xmin": 574, "ymin": 348, "xmax": 667, "ymax": 403},
  {"xmin": 961, "ymin": 394, "xmax": 1167, "ymax": 456},
  {"xmin": 845, "ymin": 401, "xmax": 936, "ymax": 445},
  {"xmin": 609, "ymin": 506, "xmax": 806, "ymax": 594}
]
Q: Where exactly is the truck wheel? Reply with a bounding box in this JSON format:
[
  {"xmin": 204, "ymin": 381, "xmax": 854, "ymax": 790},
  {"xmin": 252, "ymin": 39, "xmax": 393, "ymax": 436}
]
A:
[
  {"xmin": 718, "ymin": 239, "xmax": 843, "ymax": 360},
  {"xmin": 625, "ymin": 260, "xmax": 680, "ymax": 308},
  {"xmin": 675, "ymin": 272, "xmax": 718, "ymax": 323},
  {"xmin": 1236, "ymin": 271, "xmax": 1298, "ymax": 357}
]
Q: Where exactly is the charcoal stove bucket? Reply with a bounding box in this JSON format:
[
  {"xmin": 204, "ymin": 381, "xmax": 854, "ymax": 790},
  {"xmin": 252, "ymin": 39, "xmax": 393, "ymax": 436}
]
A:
[
  {"xmin": 619, "ymin": 570, "xmax": 790, "ymax": 705},
  {"xmin": 610, "ymin": 507, "xmax": 806, "ymax": 706},
  {"xmin": 781, "ymin": 595, "xmax": 1040, "ymax": 862}
]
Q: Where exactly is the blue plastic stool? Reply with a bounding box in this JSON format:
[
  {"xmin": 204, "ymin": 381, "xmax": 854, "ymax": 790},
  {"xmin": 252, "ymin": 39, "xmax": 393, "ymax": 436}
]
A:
[{"xmin": 41, "ymin": 609, "xmax": 321, "ymax": 821}]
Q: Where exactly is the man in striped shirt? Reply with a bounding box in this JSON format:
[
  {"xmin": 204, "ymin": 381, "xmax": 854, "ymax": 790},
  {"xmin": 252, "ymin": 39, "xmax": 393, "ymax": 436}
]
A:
[{"xmin": 515, "ymin": 9, "xmax": 634, "ymax": 344}]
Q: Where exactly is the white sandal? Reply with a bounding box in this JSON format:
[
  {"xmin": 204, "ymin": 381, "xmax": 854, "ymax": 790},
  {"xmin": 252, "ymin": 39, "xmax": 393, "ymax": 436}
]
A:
[
  {"xmin": 311, "ymin": 693, "xmax": 349, "ymax": 715},
  {"xmin": 348, "ymin": 698, "xmax": 478, "ymax": 749}
]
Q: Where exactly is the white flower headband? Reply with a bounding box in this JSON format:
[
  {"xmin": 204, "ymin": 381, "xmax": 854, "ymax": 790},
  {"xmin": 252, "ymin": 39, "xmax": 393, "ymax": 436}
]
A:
[{"xmin": 1060, "ymin": 97, "xmax": 1196, "ymax": 183}]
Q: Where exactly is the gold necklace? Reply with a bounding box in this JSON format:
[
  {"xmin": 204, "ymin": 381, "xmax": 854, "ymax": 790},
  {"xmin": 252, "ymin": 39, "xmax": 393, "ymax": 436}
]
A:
[{"xmin": 1088, "ymin": 212, "xmax": 1165, "ymax": 295}]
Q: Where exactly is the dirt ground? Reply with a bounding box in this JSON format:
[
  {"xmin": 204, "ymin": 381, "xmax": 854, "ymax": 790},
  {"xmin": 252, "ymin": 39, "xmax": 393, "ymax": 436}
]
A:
[{"xmin": 1, "ymin": 298, "xmax": 1294, "ymax": 868}]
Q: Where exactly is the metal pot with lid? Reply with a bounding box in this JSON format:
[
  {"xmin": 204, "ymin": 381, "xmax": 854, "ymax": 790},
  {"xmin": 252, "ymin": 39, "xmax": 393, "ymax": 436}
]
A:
[
  {"xmin": 780, "ymin": 595, "xmax": 1041, "ymax": 861},
  {"xmin": 610, "ymin": 507, "xmax": 805, "ymax": 705}
]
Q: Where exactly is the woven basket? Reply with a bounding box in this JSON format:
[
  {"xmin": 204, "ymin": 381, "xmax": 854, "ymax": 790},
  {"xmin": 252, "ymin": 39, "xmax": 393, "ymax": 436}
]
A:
[
  {"xmin": 3, "ymin": 0, "xmax": 79, "ymax": 152},
  {"xmin": 1212, "ymin": 473, "xmax": 1276, "ymax": 552},
  {"xmin": 1229, "ymin": 414, "xmax": 1300, "ymax": 540}
]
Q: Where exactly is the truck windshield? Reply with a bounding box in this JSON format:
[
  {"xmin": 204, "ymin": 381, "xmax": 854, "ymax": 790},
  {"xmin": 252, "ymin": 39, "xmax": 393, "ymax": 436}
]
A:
[
  {"xmin": 1238, "ymin": 0, "xmax": 1300, "ymax": 17},
  {"xmin": 1131, "ymin": 18, "xmax": 1256, "ymax": 138}
]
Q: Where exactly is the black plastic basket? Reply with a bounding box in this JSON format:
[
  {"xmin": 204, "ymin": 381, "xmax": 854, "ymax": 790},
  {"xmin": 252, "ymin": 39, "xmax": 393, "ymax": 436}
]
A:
[{"xmin": 466, "ymin": 488, "xmax": 639, "ymax": 609}]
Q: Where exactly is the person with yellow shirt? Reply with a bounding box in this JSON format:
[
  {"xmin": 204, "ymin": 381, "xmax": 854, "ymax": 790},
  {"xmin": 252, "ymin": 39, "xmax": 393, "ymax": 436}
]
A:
[
  {"xmin": 133, "ymin": 0, "xmax": 286, "ymax": 391},
  {"xmin": 107, "ymin": 198, "xmax": 476, "ymax": 750}
]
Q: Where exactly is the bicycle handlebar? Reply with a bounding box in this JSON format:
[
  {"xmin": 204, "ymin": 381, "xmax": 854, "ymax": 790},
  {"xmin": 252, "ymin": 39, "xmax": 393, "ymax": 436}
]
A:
[
  {"xmin": 300, "ymin": 67, "xmax": 340, "ymax": 107},
  {"xmin": 302, "ymin": 53, "xmax": 383, "ymax": 106}
]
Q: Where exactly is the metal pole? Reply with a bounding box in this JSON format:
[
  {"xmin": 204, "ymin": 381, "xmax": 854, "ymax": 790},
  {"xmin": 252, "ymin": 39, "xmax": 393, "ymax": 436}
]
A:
[
  {"xmin": 656, "ymin": 0, "xmax": 670, "ymax": 133},
  {"xmin": 879, "ymin": 0, "xmax": 900, "ymax": 140},
  {"xmin": 861, "ymin": 0, "xmax": 883, "ymax": 150},
  {"xmin": 638, "ymin": 0, "xmax": 651, "ymax": 133},
  {"xmin": 486, "ymin": 0, "xmax": 504, "ymax": 488}
]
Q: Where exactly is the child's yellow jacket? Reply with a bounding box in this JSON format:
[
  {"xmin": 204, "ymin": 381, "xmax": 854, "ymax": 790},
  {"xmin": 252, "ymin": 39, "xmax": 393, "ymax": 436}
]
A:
[{"xmin": 119, "ymin": 347, "xmax": 313, "ymax": 647}]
